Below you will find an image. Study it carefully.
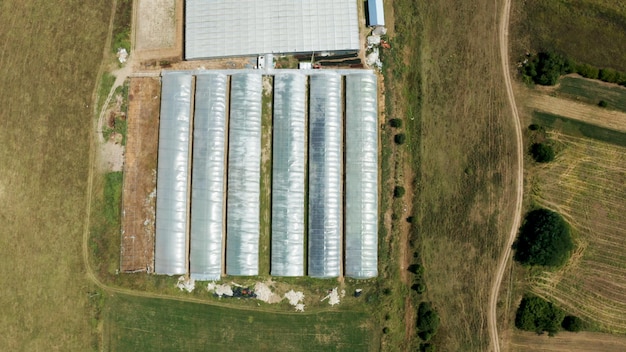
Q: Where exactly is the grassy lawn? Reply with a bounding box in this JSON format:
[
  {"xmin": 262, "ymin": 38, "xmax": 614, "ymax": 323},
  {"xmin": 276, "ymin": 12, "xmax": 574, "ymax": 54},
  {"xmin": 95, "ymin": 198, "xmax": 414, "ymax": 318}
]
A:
[
  {"xmin": 532, "ymin": 111, "xmax": 626, "ymax": 147},
  {"xmin": 104, "ymin": 294, "xmax": 373, "ymax": 351},
  {"xmin": 511, "ymin": 0, "xmax": 626, "ymax": 71},
  {"xmin": 0, "ymin": 0, "xmax": 113, "ymax": 350},
  {"xmin": 381, "ymin": 0, "xmax": 518, "ymax": 350},
  {"xmin": 259, "ymin": 76, "xmax": 273, "ymax": 277},
  {"xmin": 557, "ymin": 76, "xmax": 626, "ymax": 113}
]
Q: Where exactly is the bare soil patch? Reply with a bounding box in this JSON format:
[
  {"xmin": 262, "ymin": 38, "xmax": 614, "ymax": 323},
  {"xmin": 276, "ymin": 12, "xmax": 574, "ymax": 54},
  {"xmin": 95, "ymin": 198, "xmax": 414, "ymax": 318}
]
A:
[
  {"xmin": 133, "ymin": 0, "xmax": 182, "ymax": 61},
  {"xmin": 527, "ymin": 93, "xmax": 626, "ymax": 132},
  {"xmin": 510, "ymin": 330, "xmax": 626, "ymax": 352},
  {"xmin": 120, "ymin": 77, "xmax": 161, "ymax": 272}
]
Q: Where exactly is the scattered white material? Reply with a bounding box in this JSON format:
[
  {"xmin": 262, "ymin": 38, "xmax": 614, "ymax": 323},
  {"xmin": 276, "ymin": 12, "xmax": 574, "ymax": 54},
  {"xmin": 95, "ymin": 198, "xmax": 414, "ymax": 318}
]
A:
[
  {"xmin": 321, "ymin": 287, "xmax": 341, "ymax": 306},
  {"xmin": 284, "ymin": 290, "xmax": 305, "ymax": 312},
  {"xmin": 341, "ymin": 289, "xmax": 346, "ymax": 298},
  {"xmin": 372, "ymin": 26, "xmax": 387, "ymax": 36},
  {"xmin": 254, "ymin": 282, "xmax": 280, "ymax": 303},
  {"xmin": 367, "ymin": 35, "xmax": 381, "ymax": 46},
  {"xmin": 366, "ymin": 50, "xmax": 379, "ymax": 66},
  {"xmin": 299, "ymin": 62, "xmax": 312, "ymax": 70},
  {"xmin": 176, "ymin": 276, "xmax": 195, "ymax": 292},
  {"xmin": 207, "ymin": 282, "xmax": 234, "ymax": 297},
  {"xmin": 117, "ymin": 48, "xmax": 128, "ymax": 63}
]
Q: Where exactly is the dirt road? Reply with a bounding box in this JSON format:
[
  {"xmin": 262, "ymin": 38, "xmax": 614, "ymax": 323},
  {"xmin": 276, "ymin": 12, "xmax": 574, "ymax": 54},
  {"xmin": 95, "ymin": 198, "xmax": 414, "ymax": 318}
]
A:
[{"xmin": 488, "ymin": 0, "xmax": 524, "ymax": 350}]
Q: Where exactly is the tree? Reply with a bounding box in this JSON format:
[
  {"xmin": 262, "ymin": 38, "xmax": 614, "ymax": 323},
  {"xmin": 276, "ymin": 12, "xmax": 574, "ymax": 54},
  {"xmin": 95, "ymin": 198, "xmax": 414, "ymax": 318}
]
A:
[
  {"xmin": 394, "ymin": 186, "xmax": 406, "ymax": 198},
  {"xmin": 530, "ymin": 143, "xmax": 555, "ymax": 163},
  {"xmin": 416, "ymin": 302, "xmax": 440, "ymax": 340},
  {"xmin": 515, "ymin": 295, "xmax": 566, "ymax": 335},
  {"xmin": 598, "ymin": 100, "xmax": 608, "ymax": 108},
  {"xmin": 394, "ymin": 133, "xmax": 406, "ymax": 145},
  {"xmin": 562, "ymin": 315, "xmax": 584, "ymax": 332},
  {"xmin": 389, "ymin": 118, "xmax": 403, "ymax": 128},
  {"xmin": 523, "ymin": 52, "xmax": 568, "ymax": 86},
  {"xmin": 513, "ymin": 208, "xmax": 574, "ymax": 267}
]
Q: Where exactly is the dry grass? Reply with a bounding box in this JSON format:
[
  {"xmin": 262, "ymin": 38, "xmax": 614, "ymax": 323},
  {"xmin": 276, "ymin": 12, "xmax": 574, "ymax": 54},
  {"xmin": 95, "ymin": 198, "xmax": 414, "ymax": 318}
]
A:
[
  {"xmin": 510, "ymin": 330, "xmax": 626, "ymax": 352},
  {"xmin": 0, "ymin": 0, "xmax": 113, "ymax": 349},
  {"xmin": 527, "ymin": 133, "xmax": 626, "ymax": 332},
  {"xmin": 382, "ymin": 0, "xmax": 519, "ymax": 349}
]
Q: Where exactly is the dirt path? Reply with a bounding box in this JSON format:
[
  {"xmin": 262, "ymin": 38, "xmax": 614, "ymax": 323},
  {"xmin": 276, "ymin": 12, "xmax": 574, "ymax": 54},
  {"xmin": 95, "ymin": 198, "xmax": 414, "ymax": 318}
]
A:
[{"xmin": 488, "ymin": 0, "xmax": 524, "ymax": 350}]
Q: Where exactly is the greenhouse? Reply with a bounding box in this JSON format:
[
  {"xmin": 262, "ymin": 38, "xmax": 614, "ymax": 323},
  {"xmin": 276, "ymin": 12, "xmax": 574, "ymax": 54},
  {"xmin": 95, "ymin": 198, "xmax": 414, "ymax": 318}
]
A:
[
  {"xmin": 189, "ymin": 73, "xmax": 228, "ymax": 280},
  {"xmin": 226, "ymin": 73, "xmax": 263, "ymax": 276},
  {"xmin": 154, "ymin": 72, "xmax": 192, "ymax": 275},
  {"xmin": 271, "ymin": 73, "xmax": 306, "ymax": 277},
  {"xmin": 345, "ymin": 73, "xmax": 379, "ymax": 279},
  {"xmin": 308, "ymin": 73, "xmax": 343, "ymax": 278}
]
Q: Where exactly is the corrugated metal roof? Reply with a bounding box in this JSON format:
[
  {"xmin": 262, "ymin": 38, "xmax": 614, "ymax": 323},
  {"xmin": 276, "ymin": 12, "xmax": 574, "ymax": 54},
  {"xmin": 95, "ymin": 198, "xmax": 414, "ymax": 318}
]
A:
[
  {"xmin": 185, "ymin": 0, "xmax": 360, "ymax": 59},
  {"xmin": 368, "ymin": 0, "xmax": 385, "ymax": 27}
]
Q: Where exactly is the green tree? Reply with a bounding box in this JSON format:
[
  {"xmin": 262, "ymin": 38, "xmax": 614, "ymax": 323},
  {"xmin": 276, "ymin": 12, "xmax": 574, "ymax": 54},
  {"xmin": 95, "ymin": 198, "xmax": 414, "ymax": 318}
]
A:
[
  {"xmin": 416, "ymin": 302, "xmax": 440, "ymax": 341},
  {"xmin": 562, "ymin": 315, "xmax": 585, "ymax": 332},
  {"xmin": 598, "ymin": 100, "xmax": 608, "ymax": 108},
  {"xmin": 513, "ymin": 208, "xmax": 574, "ymax": 267},
  {"xmin": 524, "ymin": 52, "xmax": 568, "ymax": 86},
  {"xmin": 530, "ymin": 143, "xmax": 555, "ymax": 163},
  {"xmin": 394, "ymin": 133, "xmax": 406, "ymax": 145},
  {"xmin": 394, "ymin": 186, "xmax": 406, "ymax": 198},
  {"xmin": 389, "ymin": 118, "xmax": 403, "ymax": 128},
  {"xmin": 515, "ymin": 295, "xmax": 566, "ymax": 335}
]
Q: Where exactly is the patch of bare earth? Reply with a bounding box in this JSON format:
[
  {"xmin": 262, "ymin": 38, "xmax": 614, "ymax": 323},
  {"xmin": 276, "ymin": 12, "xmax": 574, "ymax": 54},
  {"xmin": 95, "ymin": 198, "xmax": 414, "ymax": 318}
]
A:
[
  {"xmin": 510, "ymin": 330, "xmax": 626, "ymax": 352},
  {"xmin": 527, "ymin": 93, "xmax": 626, "ymax": 132},
  {"xmin": 120, "ymin": 77, "xmax": 161, "ymax": 272},
  {"xmin": 133, "ymin": 0, "xmax": 182, "ymax": 62}
]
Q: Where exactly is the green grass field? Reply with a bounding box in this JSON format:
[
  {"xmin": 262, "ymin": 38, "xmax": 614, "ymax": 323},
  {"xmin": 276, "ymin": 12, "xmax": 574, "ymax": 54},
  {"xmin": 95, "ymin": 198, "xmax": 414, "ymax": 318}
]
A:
[
  {"xmin": 532, "ymin": 111, "xmax": 626, "ymax": 147},
  {"xmin": 557, "ymin": 76, "xmax": 626, "ymax": 113},
  {"xmin": 104, "ymin": 294, "xmax": 373, "ymax": 351},
  {"xmin": 0, "ymin": 0, "xmax": 113, "ymax": 349},
  {"xmin": 512, "ymin": 0, "xmax": 626, "ymax": 71}
]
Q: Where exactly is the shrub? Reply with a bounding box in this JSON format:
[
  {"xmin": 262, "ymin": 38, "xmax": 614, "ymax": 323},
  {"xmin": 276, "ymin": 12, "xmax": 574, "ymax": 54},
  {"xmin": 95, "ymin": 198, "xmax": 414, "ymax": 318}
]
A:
[
  {"xmin": 394, "ymin": 133, "xmax": 406, "ymax": 145},
  {"xmin": 411, "ymin": 283, "xmax": 426, "ymax": 294},
  {"xmin": 421, "ymin": 344, "xmax": 436, "ymax": 352},
  {"xmin": 575, "ymin": 63, "xmax": 599, "ymax": 80},
  {"xmin": 394, "ymin": 186, "xmax": 406, "ymax": 198},
  {"xmin": 382, "ymin": 327, "xmax": 389, "ymax": 334},
  {"xmin": 530, "ymin": 143, "xmax": 555, "ymax": 163},
  {"xmin": 562, "ymin": 315, "xmax": 584, "ymax": 332},
  {"xmin": 389, "ymin": 118, "xmax": 403, "ymax": 128},
  {"xmin": 416, "ymin": 302, "xmax": 440, "ymax": 340},
  {"xmin": 598, "ymin": 100, "xmax": 608, "ymax": 108},
  {"xmin": 528, "ymin": 124, "xmax": 540, "ymax": 131},
  {"xmin": 599, "ymin": 68, "xmax": 619, "ymax": 83},
  {"xmin": 513, "ymin": 208, "xmax": 574, "ymax": 267},
  {"xmin": 515, "ymin": 295, "xmax": 565, "ymax": 335},
  {"xmin": 523, "ymin": 52, "xmax": 568, "ymax": 86}
]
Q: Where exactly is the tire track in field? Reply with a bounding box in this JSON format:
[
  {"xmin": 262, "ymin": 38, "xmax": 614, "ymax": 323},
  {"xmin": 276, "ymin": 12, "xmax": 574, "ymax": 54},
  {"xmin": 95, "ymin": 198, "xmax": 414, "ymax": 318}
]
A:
[{"xmin": 488, "ymin": 0, "xmax": 524, "ymax": 350}]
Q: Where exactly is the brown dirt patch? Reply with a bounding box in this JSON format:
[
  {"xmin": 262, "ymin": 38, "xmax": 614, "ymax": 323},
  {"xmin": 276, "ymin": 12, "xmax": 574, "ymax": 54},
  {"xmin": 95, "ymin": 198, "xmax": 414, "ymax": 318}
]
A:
[
  {"xmin": 527, "ymin": 93, "xmax": 626, "ymax": 132},
  {"xmin": 120, "ymin": 77, "xmax": 161, "ymax": 272},
  {"xmin": 132, "ymin": 0, "xmax": 183, "ymax": 62},
  {"xmin": 509, "ymin": 330, "xmax": 626, "ymax": 352}
]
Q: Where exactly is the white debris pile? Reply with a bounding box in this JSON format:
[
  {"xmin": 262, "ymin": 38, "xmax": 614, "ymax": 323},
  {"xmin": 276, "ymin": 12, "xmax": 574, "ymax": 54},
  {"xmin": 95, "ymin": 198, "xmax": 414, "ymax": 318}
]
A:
[
  {"xmin": 254, "ymin": 282, "xmax": 274, "ymax": 303},
  {"xmin": 117, "ymin": 48, "xmax": 128, "ymax": 63},
  {"xmin": 294, "ymin": 303, "xmax": 305, "ymax": 312},
  {"xmin": 207, "ymin": 282, "xmax": 233, "ymax": 298},
  {"xmin": 284, "ymin": 290, "xmax": 305, "ymax": 312},
  {"xmin": 176, "ymin": 276, "xmax": 195, "ymax": 292},
  {"xmin": 321, "ymin": 287, "xmax": 341, "ymax": 306}
]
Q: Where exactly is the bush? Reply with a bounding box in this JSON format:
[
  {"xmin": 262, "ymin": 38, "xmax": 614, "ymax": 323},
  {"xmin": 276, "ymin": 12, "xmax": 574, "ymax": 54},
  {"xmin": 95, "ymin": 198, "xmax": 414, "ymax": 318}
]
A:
[
  {"xmin": 562, "ymin": 315, "xmax": 584, "ymax": 332},
  {"xmin": 382, "ymin": 327, "xmax": 389, "ymax": 334},
  {"xmin": 411, "ymin": 283, "xmax": 426, "ymax": 294},
  {"xmin": 575, "ymin": 63, "xmax": 599, "ymax": 80},
  {"xmin": 394, "ymin": 186, "xmax": 406, "ymax": 198},
  {"xmin": 530, "ymin": 143, "xmax": 555, "ymax": 163},
  {"xmin": 416, "ymin": 302, "xmax": 440, "ymax": 340},
  {"xmin": 599, "ymin": 68, "xmax": 619, "ymax": 83},
  {"xmin": 513, "ymin": 208, "xmax": 574, "ymax": 267},
  {"xmin": 528, "ymin": 124, "xmax": 540, "ymax": 131},
  {"xmin": 515, "ymin": 295, "xmax": 565, "ymax": 335},
  {"xmin": 389, "ymin": 118, "xmax": 403, "ymax": 128},
  {"xmin": 394, "ymin": 133, "xmax": 406, "ymax": 145},
  {"xmin": 598, "ymin": 100, "xmax": 608, "ymax": 108},
  {"xmin": 523, "ymin": 52, "xmax": 568, "ymax": 86},
  {"xmin": 421, "ymin": 344, "xmax": 436, "ymax": 352}
]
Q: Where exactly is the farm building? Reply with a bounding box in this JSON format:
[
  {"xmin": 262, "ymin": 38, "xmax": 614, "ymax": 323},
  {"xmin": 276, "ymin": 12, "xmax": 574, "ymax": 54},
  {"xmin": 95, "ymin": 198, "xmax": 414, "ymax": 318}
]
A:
[
  {"xmin": 367, "ymin": 0, "xmax": 385, "ymax": 27},
  {"xmin": 153, "ymin": 69, "xmax": 378, "ymax": 279},
  {"xmin": 185, "ymin": 0, "xmax": 360, "ymax": 59}
]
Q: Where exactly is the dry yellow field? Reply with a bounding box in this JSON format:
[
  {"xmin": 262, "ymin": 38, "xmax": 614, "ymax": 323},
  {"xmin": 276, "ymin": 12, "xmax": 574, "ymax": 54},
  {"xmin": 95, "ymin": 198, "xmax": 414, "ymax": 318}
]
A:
[
  {"xmin": 510, "ymin": 330, "xmax": 626, "ymax": 352},
  {"xmin": 528, "ymin": 133, "xmax": 626, "ymax": 332}
]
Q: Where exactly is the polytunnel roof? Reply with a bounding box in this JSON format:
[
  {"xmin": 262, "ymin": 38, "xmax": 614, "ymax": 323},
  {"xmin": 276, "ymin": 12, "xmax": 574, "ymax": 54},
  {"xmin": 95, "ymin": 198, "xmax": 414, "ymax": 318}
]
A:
[{"xmin": 185, "ymin": 0, "xmax": 359, "ymax": 59}]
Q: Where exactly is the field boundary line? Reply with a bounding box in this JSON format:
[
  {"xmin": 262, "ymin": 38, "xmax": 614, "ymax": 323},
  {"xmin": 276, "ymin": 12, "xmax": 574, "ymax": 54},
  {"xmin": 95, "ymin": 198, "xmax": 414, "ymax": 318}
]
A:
[{"xmin": 488, "ymin": 0, "xmax": 524, "ymax": 350}]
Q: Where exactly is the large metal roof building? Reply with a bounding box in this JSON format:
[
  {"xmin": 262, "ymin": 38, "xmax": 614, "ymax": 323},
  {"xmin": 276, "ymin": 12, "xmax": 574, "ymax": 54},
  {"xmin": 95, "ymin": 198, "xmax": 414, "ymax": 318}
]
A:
[{"xmin": 185, "ymin": 0, "xmax": 360, "ymax": 59}]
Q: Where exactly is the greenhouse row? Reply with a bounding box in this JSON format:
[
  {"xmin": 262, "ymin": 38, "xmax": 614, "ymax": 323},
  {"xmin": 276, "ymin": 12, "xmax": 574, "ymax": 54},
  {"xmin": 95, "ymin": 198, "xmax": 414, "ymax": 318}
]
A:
[{"xmin": 153, "ymin": 70, "xmax": 378, "ymax": 279}]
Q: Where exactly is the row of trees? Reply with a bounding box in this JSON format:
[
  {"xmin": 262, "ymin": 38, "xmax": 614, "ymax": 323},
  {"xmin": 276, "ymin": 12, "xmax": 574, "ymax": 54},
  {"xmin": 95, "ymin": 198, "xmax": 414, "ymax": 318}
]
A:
[
  {"xmin": 516, "ymin": 295, "xmax": 585, "ymax": 335},
  {"xmin": 521, "ymin": 52, "xmax": 626, "ymax": 87}
]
